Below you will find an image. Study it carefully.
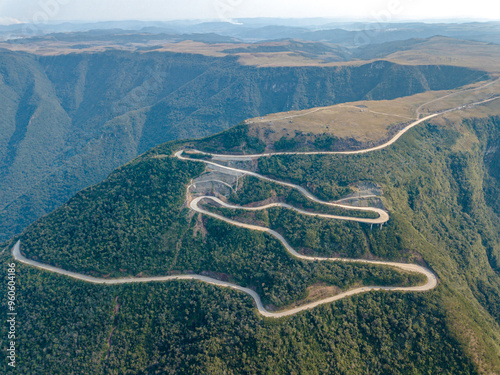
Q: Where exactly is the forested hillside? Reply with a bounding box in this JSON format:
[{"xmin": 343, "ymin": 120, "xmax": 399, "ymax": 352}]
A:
[
  {"xmin": 0, "ymin": 47, "xmax": 487, "ymax": 240},
  {"xmin": 248, "ymin": 115, "xmax": 500, "ymax": 370},
  {"xmin": 4, "ymin": 111, "xmax": 500, "ymax": 373},
  {"xmin": 16, "ymin": 142, "xmax": 423, "ymax": 308},
  {"xmin": 0, "ymin": 255, "xmax": 474, "ymax": 374}
]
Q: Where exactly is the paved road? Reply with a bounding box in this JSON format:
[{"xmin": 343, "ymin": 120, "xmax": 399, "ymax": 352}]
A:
[
  {"xmin": 416, "ymin": 77, "xmax": 500, "ymax": 117},
  {"xmin": 12, "ymin": 238, "xmax": 436, "ymax": 318},
  {"xmin": 189, "ymin": 94, "xmax": 500, "ymax": 161},
  {"xmin": 192, "ymin": 195, "xmax": 384, "ymax": 224},
  {"xmin": 15, "ymin": 90, "xmax": 499, "ymax": 317},
  {"xmin": 178, "ymin": 152, "xmax": 389, "ymax": 224},
  {"xmin": 191, "ymin": 113, "xmax": 439, "ymax": 160}
]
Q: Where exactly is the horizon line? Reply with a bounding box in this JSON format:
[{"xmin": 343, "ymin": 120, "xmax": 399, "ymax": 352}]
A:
[{"xmin": 1, "ymin": 17, "xmax": 500, "ymax": 27}]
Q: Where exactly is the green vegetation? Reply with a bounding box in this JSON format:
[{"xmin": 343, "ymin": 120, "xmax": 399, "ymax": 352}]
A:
[
  {"xmin": 469, "ymin": 116, "xmax": 500, "ymax": 221},
  {"xmin": 194, "ymin": 123, "xmax": 266, "ymax": 154},
  {"xmin": 230, "ymin": 175, "xmax": 354, "ymax": 211},
  {"xmin": 18, "ymin": 149, "xmax": 421, "ymax": 308},
  {"xmin": 261, "ymin": 132, "xmax": 342, "ymax": 153},
  {"xmin": 2, "ymin": 40, "xmax": 499, "ymax": 371},
  {"xmin": 9, "ymin": 112, "xmax": 500, "ymax": 373},
  {"xmin": 0, "ymin": 251, "xmax": 475, "ymax": 375},
  {"xmin": 3, "ymin": 25, "xmax": 500, "ymax": 374},
  {"xmin": 1, "ymin": 49, "xmax": 483, "ymax": 242},
  {"xmin": 254, "ymin": 116, "xmax": 500, "ymax": 371},
  {"xmin": 178, "ymin": 216, "xmax": 424, "ymax": 307},
  {"xmin": 20, "ymin": 148, "xmax": 204, "ymax": 277},
  {"xmin": 203, "ymin": 202, "xmax": 409, "ymax": 260}
]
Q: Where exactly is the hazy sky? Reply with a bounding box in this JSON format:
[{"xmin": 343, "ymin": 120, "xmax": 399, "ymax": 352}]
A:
[{"xmin": 0, "ymin": 0, "xmax": 498, "ymax": 24}]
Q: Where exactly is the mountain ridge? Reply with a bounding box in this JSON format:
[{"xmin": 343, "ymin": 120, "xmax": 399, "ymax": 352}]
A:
[
  {"xmin": 5, "ymin": 106, "xmax": 500, "ymax": 372},
  {"xmin": 0, "ymin": 48, "xmax": 485, "ymax": 240}
]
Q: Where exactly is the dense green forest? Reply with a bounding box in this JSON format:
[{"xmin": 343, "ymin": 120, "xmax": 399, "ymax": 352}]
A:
[
  {"xmin": 253, "ymin": 117, "xmax": 500, "ymax": 275},
  {"xmin": 249, "ymin": 115, "xmax": 500, "ymax": 369},
  {"xmin": 0, "ymin": 251, "xmax": 475, "ymax": 375},
  {"xmin": 5, "ymin": 110, "xmax": 500, "ymax": 372},
  {"xmin": 204, "ymin": 202, "xmax": 410, "ymax": 260},
  {"xmin": 226, "ymin": 174, "xmax": 377, "ymax": 218},
  {"xmin": 18, "ymin": 144, "xmax": 422, "ymax": 308},
  {"xmin": 19, "ymin": 142, "xmax": 203, "ymax": 277},
  {"xmin": 160, "ymin": 114, "xmax": 500, "ymax": 371},
  {"xmin": 2, "ymin": 20, "xmax": 500, "ymax": 373}
]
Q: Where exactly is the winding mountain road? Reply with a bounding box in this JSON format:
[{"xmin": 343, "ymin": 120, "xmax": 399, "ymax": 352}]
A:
[
  {"xmin": 12, "ymin": 238, "xmax": 436, "ymax": 318},
  {"xmin": 13, "ymin": 91, "xmax": 499, "ymax": 317},
  {"xmin": 192, "ymin": 94, "xmax": 500, "ymax": 160},
  {"xmin": 191, "ymin": 195, "xmax": 386, "ymax": 224},
  {"xmin": 191, "ymin": 113, "xmax": 439, "ymax": 160},
  {"xmin": 178, "ymin": 152, "xmax": 389, "ymax": 224}
]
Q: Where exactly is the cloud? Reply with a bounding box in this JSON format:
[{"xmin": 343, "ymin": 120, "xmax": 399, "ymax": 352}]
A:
[{"xmin": 0, "ymin": 17, "xmax": 22, "ymax": 25}]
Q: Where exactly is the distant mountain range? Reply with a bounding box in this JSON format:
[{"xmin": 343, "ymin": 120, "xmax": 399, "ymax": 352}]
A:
[{"xmin": 2, "ymin": 19, "xmax": 500, "ymax": 44}]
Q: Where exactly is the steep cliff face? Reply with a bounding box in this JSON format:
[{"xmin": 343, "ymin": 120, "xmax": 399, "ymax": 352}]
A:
[{"xmin": 0, "ymin": 48, "xmax": 487, "ymax": 240}]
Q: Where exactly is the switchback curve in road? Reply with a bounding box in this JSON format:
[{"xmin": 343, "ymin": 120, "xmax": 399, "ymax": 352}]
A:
[
  {"xmin": 179, "ymin": 152, "xmax": 389, "ymax": 224},
  {"xmin": 12, "ymin": 239, "xmax": 436, "ymax": 318},
  {"xmin": 14, "ymin": 91, "xmax": 498, "ymax": 317},
  {"xmin": 191, "ymin": 195, "xmax": 385, "ymax": 224},
  {"xmin": 190, "ymin": 196, "xmax": 436, "ymax": 288}
]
